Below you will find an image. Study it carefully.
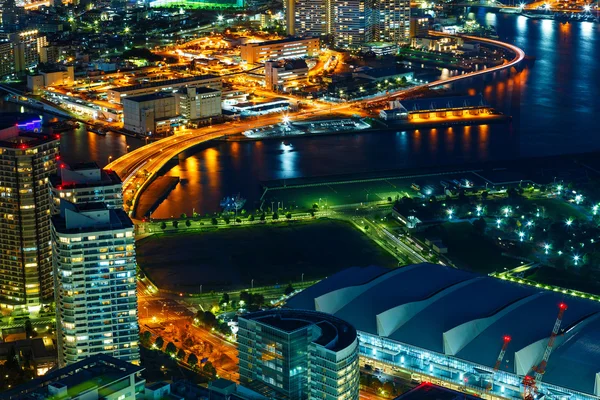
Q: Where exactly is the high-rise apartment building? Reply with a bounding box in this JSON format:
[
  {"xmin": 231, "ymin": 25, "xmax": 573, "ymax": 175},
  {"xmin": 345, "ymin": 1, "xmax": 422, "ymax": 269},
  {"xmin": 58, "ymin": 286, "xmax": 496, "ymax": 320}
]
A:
[
  {"xmin": 50, "ymin": 162, "xmax": 123, "ymax": 213},
  {"xmin": 0, "ymin": 129, "xmax": 59, "ymax": 313},
  {"xmin": 285, "ymin": 0, "xmax": 410, "ymax": 48},
  {"xmin": 52, "ymin": 200, "xmax": 139, "ymax": 366},
  {"xmin": 238, "ymin": 309, "xmax": 360, "ymax": 400}
]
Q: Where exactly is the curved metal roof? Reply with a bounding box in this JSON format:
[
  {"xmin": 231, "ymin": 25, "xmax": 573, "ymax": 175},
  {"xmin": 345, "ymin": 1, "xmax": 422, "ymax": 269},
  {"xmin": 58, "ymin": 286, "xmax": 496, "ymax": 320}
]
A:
[{"xmin": 286, "ymin": 263, "xmax": 600, "ymax": 396}]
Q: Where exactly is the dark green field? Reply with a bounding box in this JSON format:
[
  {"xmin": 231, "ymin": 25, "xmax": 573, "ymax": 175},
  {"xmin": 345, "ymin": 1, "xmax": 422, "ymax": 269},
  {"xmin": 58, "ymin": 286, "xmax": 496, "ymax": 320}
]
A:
[{"xmin": 137, "ymin": 219, "xmax": 397, "ymax": 292}]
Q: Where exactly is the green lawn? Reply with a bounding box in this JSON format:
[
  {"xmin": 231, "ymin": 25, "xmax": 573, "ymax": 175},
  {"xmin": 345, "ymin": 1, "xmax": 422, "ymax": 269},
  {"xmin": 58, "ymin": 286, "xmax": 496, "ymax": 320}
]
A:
[
  {"xmin": 526, "ymin": 266, "xmax": 600, "ymax": 296},
  {"xmin": 137, "ymin": 219, "xmax": 397, "ymax": 292},
  {"xmin": 418, "ymin": 222, "xmax": 523, "ymax": 274}
]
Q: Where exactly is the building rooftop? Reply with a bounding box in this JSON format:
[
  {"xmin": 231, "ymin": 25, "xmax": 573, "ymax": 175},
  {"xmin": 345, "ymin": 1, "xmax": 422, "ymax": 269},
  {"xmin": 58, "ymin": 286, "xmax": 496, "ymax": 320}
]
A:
[
  {"xmin": 394, "ymin": 383, "xmax": 480, "ymax": 400},
  {"xmin": 52, "ymin": 201, "xmax": 133, "ymax": 233},
  {"xmin": 0, "ymin": 354, "xmax": 144, "ymax": 400},
  {"xmin": 111, "ymin": 74, "xmax": 220, "ymax": 92},
  {"xmin": 244, "ymin": 36, "xmax": 318, "ymax": 46},
  {"xmin": 0, "ymin": 131, "xmax": 59, "ymax": 149},
  {"xmin": 243, "ymin": 309, "xmax": 357, "ymax": 352},
  {"xmin": 51, "ymin": 162, "xmax": 122, "ymax": 189},
  {"xmin": 286, "ymin": 263, "xmax": 600, "ymax": 396},
  {"xmin": 122, "ymin": 93, "xmax": 174, "ymax": 103},
  {"xmin": 399, "ymin": 95, "xmax": 488, "ymax": 112}
]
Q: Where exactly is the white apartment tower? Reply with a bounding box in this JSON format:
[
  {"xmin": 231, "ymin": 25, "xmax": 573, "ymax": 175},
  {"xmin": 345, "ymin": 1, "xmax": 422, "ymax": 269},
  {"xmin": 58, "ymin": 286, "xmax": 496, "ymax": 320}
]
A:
[{"xmin": 52, "ymin": 200, "xmax": 139, "ymax": 365}]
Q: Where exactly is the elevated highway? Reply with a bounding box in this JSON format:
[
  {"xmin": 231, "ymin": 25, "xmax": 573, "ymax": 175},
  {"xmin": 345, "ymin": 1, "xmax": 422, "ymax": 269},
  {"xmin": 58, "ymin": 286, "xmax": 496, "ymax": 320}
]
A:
[{"xmin": 108, "ymin": 34, "xmax": 525, "ymax": 219}]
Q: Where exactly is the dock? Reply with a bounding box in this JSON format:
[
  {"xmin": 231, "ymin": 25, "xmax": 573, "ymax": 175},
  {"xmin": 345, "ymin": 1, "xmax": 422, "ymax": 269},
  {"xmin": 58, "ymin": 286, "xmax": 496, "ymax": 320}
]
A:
[{"xmin": 135, "ymin": 176, "xmax": 180, "ymax": 219}]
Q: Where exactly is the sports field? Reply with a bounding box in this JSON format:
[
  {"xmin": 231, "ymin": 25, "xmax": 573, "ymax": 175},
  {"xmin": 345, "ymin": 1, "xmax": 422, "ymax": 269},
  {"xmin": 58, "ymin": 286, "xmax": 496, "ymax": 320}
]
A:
[{"xmin": 137, "ymin": 219, "xmax": 397, "ymax": 292}]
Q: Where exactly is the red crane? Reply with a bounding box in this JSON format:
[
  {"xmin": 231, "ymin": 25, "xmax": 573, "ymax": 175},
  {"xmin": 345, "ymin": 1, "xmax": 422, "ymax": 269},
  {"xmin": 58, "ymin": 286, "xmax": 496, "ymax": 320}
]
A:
[
  {"xmin": 487, "ymin": 335, "xmax": 512, "ymax": 391},
  {"xmin": 522, "ymin": 302, "xmax": 568, "ymax": 400}
]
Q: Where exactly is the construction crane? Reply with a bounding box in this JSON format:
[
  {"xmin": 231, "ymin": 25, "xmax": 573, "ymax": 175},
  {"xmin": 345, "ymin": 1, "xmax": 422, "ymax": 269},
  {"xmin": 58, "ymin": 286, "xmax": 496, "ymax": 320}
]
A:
[
  {"xmin": 522, "ymin": 302, "xmax": 568, "ymax": 400},
  {"xmin": 487, "ymin": 335, "xmax": 512, "ymax": 391}
]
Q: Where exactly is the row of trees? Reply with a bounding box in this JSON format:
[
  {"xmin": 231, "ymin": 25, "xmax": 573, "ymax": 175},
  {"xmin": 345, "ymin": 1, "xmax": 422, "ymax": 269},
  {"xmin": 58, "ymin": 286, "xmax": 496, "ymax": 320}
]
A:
[
  {"xmin": 157, "ymin": 211, "xmax": 301, "ymax": 229},
  {"xmin": 141, "ymin": 331, "xmax": 217, "ymax": 378}
]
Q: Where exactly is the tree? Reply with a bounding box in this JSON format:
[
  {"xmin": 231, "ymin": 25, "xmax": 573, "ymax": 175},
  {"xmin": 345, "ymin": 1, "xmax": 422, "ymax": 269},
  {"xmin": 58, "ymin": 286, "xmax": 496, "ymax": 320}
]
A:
[
  {"xmin": 160, "ymin": 222, "xmax": 167, "ymax": 230},
  {"xmin": 382, "ymin": 381, "xmax": 396, "ymax": 396},
  {"xmin": 220, "ymin": 293, "xmax": 230, "ymax": 306},
  {"xmin": 141, "ymin": 330, "xmax": 151, "ymax": 345},
  {"xmin": 188, "ymin": 353, "xmax": 199, "ymax": 368},
  {"xmin": 310, "ymin": 211, "xmax": 315, "ymax": 217},
  {"xmin": 180, "ymin": 213, "xmax": 187, "ymax": 219},
  {"xmin": 24, "ymin": 318, "xmax": 36, "ymax": 338},
  {"xmin": 202, "ymin": 311, "xmax": 217, "ymax": 327},
  {"xmin": 177, "ymin": 348, "xmax": 186, "ymax": 360},
  {"xmin": 185, "ymin": 219, "xmax": 191, "ymax": 227},
  {"xmin": 371, "ymin": 378, "xmax": 383, "ymax": 391},
  {"xmin": 203, "ymin": 361, "xmax": 217, "ymax": 378},
  {"xmin": 165, "ymin": 342, "xmax": 177, "ymax": 355},
  {"xmin": 235, "ymin": 218, "xmax": 242, "ymax": 223},
  {"xmin": 248, "ymin": 214, "xmax": 255, "ymax": 221},
  {"xmin": 223, "ymin": 216, "xmax": 230, "ymax": 224},
  {"xmin": 240, "ymin": 291, "xmax": 251, "ymax": 304},
  {"xmin": 260, "ymin": 213, "xmax": 266, "ymax": 221},
  {"xmin": 272, "ymin": 212, "xmax": 279, "ymax": 220},
  {"xmin": 284, "ymin": 283, "xmax": 294, "ymax": 295},
  {"xmin": 172, "ymin": 220, "xmax": 179, "ymax": 228},
  {"xmin": 473, "ymin": 217, "xmax": 487, "ymax": 235},
  {"xmin": 154, "ymin": 336, "xmax": 164, "ymax": 350},
  {"xmin": 312, "ymin": 203, "xmax": 319, "ymax": 209},
  {"xmin": 286, "ymin": 212, "xmax": 292, "ymax": 219},
  {"xmin": 481, "ymin": 191, "xmax": 489, "ymax": 200},
  {"xmin": 211, "ymin": 217, "xmax": 218, "ymax": 225},
  {"xmin": 387, "ymin": 196, "xmax": 393, "ymax": 202}
]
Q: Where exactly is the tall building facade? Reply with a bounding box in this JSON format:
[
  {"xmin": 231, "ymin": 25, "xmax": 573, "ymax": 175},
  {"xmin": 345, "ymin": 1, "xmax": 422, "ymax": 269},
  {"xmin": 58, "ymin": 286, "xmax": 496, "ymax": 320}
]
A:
[
  {"xmin": 52, "ymin": 200, "xmax": 139, "ymax": 366},
  {"xmin": 0, "ymin": 130, "xmax": 59, "ymax": 312},
  {"xmin": 286, "ymin": 0, "xmax": 409, "ymax": 48},
  {"xmin": 238, "ymin": 309, "xmax": 360, "ymax": 400}
]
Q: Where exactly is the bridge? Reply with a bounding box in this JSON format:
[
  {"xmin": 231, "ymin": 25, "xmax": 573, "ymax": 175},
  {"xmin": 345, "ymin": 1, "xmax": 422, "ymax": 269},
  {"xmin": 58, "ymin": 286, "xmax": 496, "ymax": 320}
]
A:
[{"xmin": 107, "ymin": 33, "xmax": 525, "ymax": 220}]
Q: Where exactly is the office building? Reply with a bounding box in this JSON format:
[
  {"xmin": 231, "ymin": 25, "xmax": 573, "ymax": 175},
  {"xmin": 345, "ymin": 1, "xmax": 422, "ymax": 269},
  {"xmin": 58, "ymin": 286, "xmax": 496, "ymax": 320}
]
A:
[
  {"xmin": 13, "ymin": 30, "xmax": 47, "ymax": 72},
  {"xmin": 264, "ymin": 59, "xmax": 309, "ymax": 92},
  {"xmin": 410, "ymin": 16, "xmax": 429, "ymax": 38},
  {"xmin": 238, "ymin": 309, "xmax": 360, "ymax": 400},
  {"xmin": 52, "ymin": 201, "xmax": 139, "ymax": 366},
  {"xmin": 0, "ymin": 354, "xmax": 145, "ymax": 400},
  {"xmin": 0, "ymin": 129, "xmax": 59, "ymax": 313},
  {"xmin": 175, "ymin": 86, "xmax": 222, "ymax": 123},
  {"xmin": 287, "ymin": 263, "xmax": 600, "ymax": 400},
  {"xmin": 122, "ymin": 94, "xmax": 178, "ymax": 135},
  {"xmin": 0, "ymin": 40, "xmax": 15, "ymax": 77},
  {"xmin": 333, "ymin": 0, "xmax": 374, "ymax": 49},
  {"xmin": 50, "ymin": 162, "xmax": 123, "ymax": 213},
  {"xmin": 375, "ymin": 0, "xmax": 411, "ymax": 43},
  {"xmin": 241, "ymin": 37, "xmax": 320, "ymax": 65},
  {"xmin": 107, "ymin": 74, "xmax": 222, "ymax": 104}
]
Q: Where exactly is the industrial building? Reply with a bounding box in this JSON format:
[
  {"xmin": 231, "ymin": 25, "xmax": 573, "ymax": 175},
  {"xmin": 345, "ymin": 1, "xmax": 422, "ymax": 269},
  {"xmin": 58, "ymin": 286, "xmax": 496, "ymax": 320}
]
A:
[
  {"xmin": 238, "ymin": 309, "xmax": 360, "ymax": 400},
  {"xmin": 240, "ymin": 37, "xmax": 320, "ymax": 64},
  {"xmin": 287, "ymin": 263, "xmax": 600, "ymax": 400},
  {"xmin": 52, "ymin": 201, "xmax": 139, "ymax": 366},
  {"xmin": 379, "ymin": 95, "xmax": 491, "ymax": 121},
  {"xmin": 107, "ymin": 74, "xmax": 222, "ymax": 104},
  {"xmin": 264, "ymin": 59, "xmax": 309, "ymax": 91},
  {"xmin": 122, "ymin": 93, "xmax": 179, "ymax": 135},
  {"xmin": 175, "ymin": 86, "xmax": 222, "ymax": 123},
  {"xmin": 0, "ymin": 129, "xmax": 59, "ymax": 312},
  {"xmin": 50, "ymin": 162, "xmax": 123, "ymax": 213}
]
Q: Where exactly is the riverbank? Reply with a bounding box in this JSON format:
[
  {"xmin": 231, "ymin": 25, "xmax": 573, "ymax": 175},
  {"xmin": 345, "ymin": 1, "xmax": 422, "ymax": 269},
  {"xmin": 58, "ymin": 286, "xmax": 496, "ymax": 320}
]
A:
[{"xmin": 136, "ymin": 176, "xmax": 180, "ymax": 219}]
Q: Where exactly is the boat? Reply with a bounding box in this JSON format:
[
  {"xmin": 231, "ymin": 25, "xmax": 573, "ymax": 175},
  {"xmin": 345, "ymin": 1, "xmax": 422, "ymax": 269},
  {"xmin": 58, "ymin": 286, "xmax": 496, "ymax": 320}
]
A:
[
  {"xmin": 220, "ymin": 194, "xmax": 246, "ymax": 212},
  {"xmin": 49, "ymin": 121, "xmax": 76, "ymax": 133}
]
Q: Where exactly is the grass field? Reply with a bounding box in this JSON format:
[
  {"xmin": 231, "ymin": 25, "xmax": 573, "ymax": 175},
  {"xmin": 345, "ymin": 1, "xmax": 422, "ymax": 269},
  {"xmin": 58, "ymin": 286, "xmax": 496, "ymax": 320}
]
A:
[
  {"xmin": 525, "ymin": 266, "xmax": 600, "ymax": 295},
  {"xmin": 418, "ymin": 222, "xmax": 523, "ymax": 274},
  {"xmin": 137, "ymin": 219, "xmax": 397, "ymax": 292}
]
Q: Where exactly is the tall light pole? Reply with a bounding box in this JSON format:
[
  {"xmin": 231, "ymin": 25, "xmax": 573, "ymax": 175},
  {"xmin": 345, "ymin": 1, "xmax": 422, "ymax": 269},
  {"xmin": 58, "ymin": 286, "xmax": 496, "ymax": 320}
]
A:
[
  {"xmin": 301, "ymin": 273, "xmax": 304, "ymax": 284},
  {"xmin": 251, "ymin": 279, "xmax": 254, "ymax": 290},
  {"xmin": 108, "ymin": 155, "xmax": 112, "ymax": 165}
]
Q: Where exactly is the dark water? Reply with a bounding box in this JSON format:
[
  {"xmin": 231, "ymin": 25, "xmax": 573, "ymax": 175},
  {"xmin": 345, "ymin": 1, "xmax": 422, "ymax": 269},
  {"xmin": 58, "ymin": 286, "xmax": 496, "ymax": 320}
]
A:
[{"xmin": 3, "ymin": 13, "xmax": 599, "ymax": 216}]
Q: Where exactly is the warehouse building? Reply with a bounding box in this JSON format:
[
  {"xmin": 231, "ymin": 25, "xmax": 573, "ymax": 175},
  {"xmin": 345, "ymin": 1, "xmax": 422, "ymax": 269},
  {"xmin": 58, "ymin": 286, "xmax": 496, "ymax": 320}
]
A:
[{"xmin": 287, "ymin": 263, "xmax": 600, "ymax": 400}]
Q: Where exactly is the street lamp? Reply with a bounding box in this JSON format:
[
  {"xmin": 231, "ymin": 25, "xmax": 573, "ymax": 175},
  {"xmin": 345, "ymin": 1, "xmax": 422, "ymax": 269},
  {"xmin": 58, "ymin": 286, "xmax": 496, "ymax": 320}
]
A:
[
  {"xmin": 573, "ymin": 254, "xmax": 580, "ymax": 265},
  {"xmin": 108, "ymin": 155, "xmax": 112, "ymax": 164},
  {"xmin": 496, "ymin": 218, "xmax": 502, "ymax": 228},
  {"xmin": 583, "ymin": 4, "xmax": 591, "ymax": 12},
  {"xmin": 566, "ymin": 218, "xmax": 573, "ymax": 227},
  {"xmin": 476, "ymin": 205, "xmax": 482, "ymax": 216},
  {"xmin": 544, "ymin": 243, "xmax": 551, "ymax": 254},
  {"xmin": 447, "ymin": 208, "xmax": 454, "ymax": 220},
  {"xmin": 518, "ymin": 231, "xmax": 525, "ymax": 241},
  {"xmin": 217, "ymin": 15, "xmax": 224, "ymax": 22}
]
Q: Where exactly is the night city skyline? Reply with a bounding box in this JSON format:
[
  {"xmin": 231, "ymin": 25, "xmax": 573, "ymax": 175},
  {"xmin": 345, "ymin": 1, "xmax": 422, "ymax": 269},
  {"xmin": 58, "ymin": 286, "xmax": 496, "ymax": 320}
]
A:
[{"xmin": 0, "ymin": 0, "xmax": 599, "ymax": 399}]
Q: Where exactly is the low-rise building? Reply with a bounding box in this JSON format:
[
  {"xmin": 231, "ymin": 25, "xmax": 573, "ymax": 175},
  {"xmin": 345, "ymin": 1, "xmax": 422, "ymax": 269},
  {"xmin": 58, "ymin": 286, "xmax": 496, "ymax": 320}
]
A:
[
  {"xmin": 264, "ymin": 59, "xmax": 309, "ymax": 92},
  {"xmin": 411, "ymin": 35, "xmax": 463, "ymax": 52},
  {"xmin": 50, "ymin": 162, "xmax": 123, "ymax": 213},
  {"xmin": 27, "ymin": 65, "xmax": 75, "ymax": 93},
  {"xmin": 107, "ymin": 74, "xmax": 222, "ymax": 104},
  {"xmin": 122, "ymin": 93, "xmax": 178, "ymax": 135},
  {"xmin": 0, "ymin": 337, "xmax": 57, "ymax": 377},
  {"xmin": 175, "ymin": 86, "xmax": 222, "ymax": 123},
  {"xmin": 240, "ymin": 37, "xmax": 320, "ymax": 64},
  {"xmin": 0, "ymin": 354, "xmax": 145, "ymax": 400},
  {"xmin": 409, "ymin": 17, "xmax": 430, "ymax": 38}
]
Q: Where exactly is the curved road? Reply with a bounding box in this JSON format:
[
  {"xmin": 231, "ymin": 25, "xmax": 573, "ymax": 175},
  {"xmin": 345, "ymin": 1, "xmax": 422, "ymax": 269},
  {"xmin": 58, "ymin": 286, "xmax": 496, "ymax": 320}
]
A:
[{"xmin": 107, "ymin": 33, "xmax": 525, "ymax": 218}]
